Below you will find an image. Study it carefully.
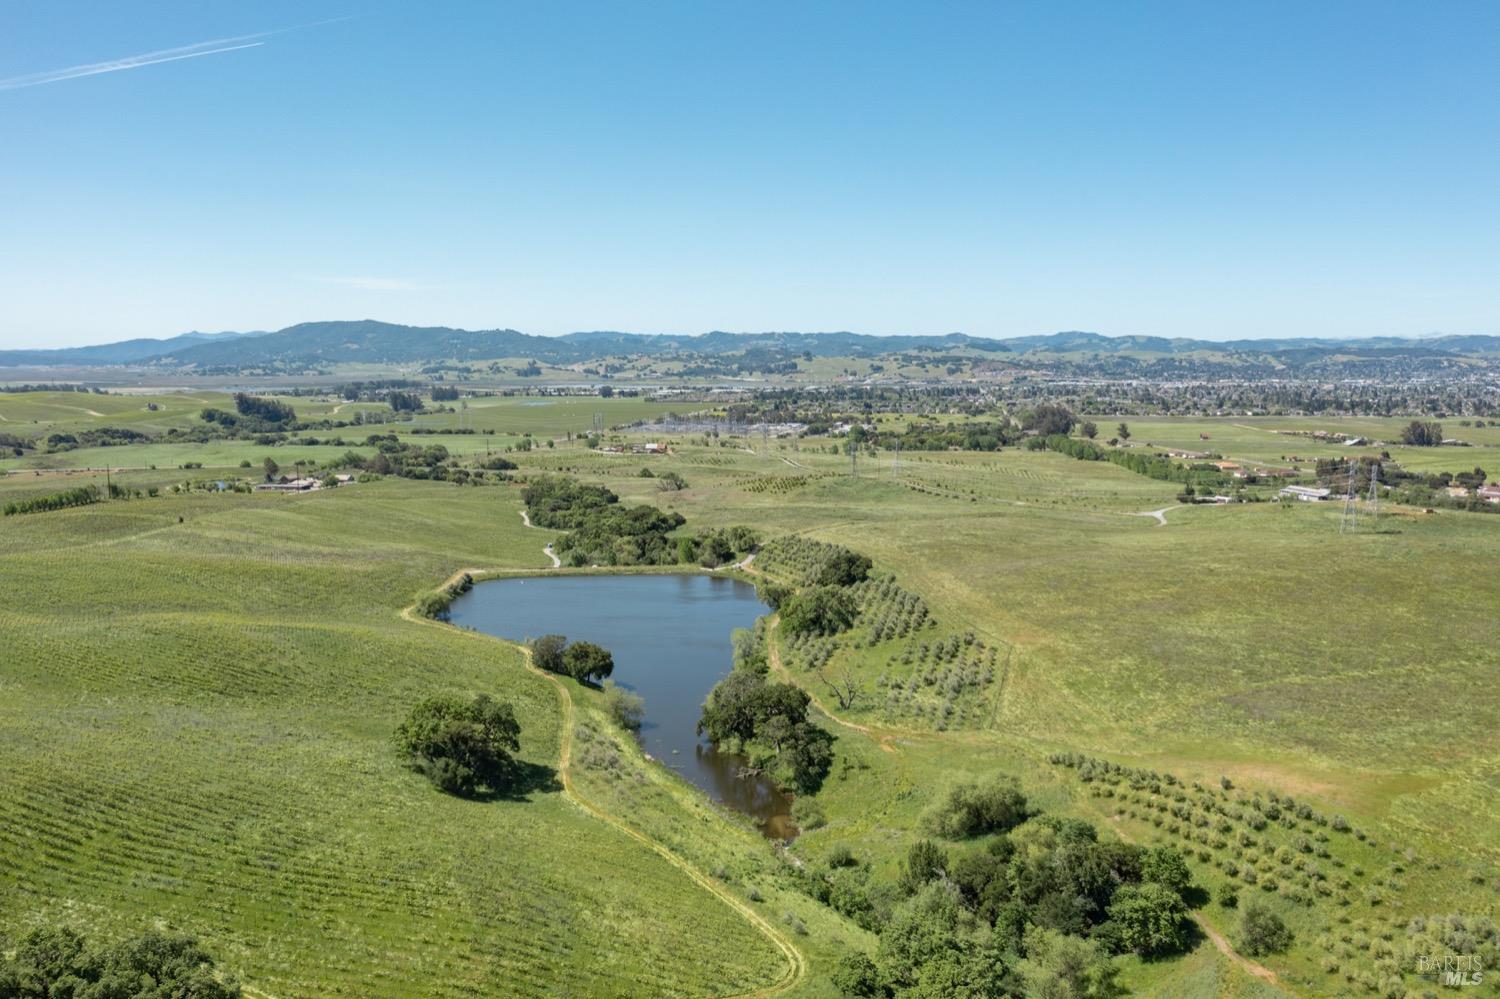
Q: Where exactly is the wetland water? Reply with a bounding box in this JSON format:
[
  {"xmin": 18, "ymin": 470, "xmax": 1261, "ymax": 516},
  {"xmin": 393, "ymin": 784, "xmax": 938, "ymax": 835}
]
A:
[{"xmin": 449, "ymin": 573, "xmax": 796, "ymax": 838}]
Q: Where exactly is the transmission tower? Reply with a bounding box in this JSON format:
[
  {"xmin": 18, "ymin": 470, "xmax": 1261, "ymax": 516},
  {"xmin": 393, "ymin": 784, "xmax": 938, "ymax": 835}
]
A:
[
  {"xmin": 1339, "ymin": 463, "xmax": 1360, "ymax": 534},
  {"xmin": 892, "ymin": 438, "xmax": 900, "ymax": 478},
  {"xmin": 1366, "ymin": 461, "xmax": 1380, "ymax": 521},
  {"xmin": 592, "ymin": 412, "xmax": 604, "ymax": 435}
]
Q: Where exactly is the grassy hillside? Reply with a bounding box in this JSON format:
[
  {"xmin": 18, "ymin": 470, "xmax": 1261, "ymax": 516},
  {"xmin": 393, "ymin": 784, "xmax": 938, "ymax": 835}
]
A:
[
  {"xmin": 0, "ymin": 482, "xmax": 798, "ymax": 998},
  {"xmin": 529, "ymin": 436, "xmax": 1500, "ymax": 994},
  {"xmin": 4, "ymin": 410, "xmax": 1499, "ymax": 996}
]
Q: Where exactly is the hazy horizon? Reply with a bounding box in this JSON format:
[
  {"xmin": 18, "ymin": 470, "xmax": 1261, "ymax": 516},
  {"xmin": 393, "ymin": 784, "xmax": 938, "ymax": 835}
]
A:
[
  {"xmin": 3, "ymin": 1, "xmax": 1497, "ymax": 349},
  {"xmin": 5, "ymin": 321, "xmax": 1495, "ymax": 355}
]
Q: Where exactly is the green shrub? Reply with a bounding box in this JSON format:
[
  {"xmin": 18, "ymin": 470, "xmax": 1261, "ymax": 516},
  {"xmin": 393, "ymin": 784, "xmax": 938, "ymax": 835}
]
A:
[
  {"xmin": 1237, "ymin": 898, "xmax": 1294, "ymax": 956},
  {"xmin": 1105, "ymin": 882, "xmax": 1192, "ymax": 957},
  {"xmin": 922, "ymin": 775, "xmax": 1028, "ymax": 839},
  {"xmin": 603, "ymin": 680, "xmax": 644, "ymax": 730},
  {"xmin": 791, "ymin": 796, "xmax": 827, "ymax": 831}
]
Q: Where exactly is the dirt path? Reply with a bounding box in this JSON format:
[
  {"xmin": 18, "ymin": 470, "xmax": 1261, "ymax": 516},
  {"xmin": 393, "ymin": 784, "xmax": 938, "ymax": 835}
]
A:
[
  {"xmin": 518, "ymin": 508, "xmax": 562, "ymax": 567},
  {"xmin": 1132, "ymin": 506, "xmax": 1175, "ymax": 526},
  {"xmin": 527, "ymin": 657, "xmax": 806, "ymax": 997},
  {"xmin": 1107, "ymin": 817, "xmax": 1285, "ymax": 990},
  {"xmin": 766, "ymin": 619, "xmax": 902, "ymax": 753},
  {"xmin": 399, "ymin": 573, "xmax": 807, "ymax": 997},
  {"xmin": 779, "ymin": 456, "xmax": 810, "ymax": 470}
]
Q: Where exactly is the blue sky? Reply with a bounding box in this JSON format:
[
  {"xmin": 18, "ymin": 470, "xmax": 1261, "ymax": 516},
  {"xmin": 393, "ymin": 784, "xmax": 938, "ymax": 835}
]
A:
[{"xmin": 2, "ymin": 0, "xmax": 1497, "ymax": 348}]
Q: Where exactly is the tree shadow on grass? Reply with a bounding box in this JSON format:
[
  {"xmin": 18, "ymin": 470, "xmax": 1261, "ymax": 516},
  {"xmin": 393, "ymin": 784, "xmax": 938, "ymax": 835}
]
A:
[
  {"xmin": 1182, "ymin": 884, "xmax": 1212, "ymax": 909},
  {"xmin": 483, "ymin": 760, "xmax": 562, "ymax": 802}
]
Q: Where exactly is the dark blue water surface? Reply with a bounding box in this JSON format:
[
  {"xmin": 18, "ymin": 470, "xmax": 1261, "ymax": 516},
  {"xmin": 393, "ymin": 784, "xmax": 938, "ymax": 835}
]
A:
[{"xmin": 449, "ymin": 573, "xmax": 795, "ymax": 838}]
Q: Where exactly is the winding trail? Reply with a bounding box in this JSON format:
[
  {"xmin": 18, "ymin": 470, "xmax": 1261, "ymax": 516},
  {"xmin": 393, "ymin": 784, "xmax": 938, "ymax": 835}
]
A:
[
  {"xmin": 519, "ymin": 508, "xmax": 562, "ymax": 567},
  {"xmin": 401, "ymin": 569, "xmax": 807, "ymax": 998},
  {"xmin": 1107, "ymin": 818, "xmax": 1285, "ymax": 990},
  {"xmin": 765, "ymin": 618, "xmax": 901, "ymax": 753}
]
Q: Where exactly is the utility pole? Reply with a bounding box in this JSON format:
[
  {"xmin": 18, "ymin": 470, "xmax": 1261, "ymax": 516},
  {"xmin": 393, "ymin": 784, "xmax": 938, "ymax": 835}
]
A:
[
  {"xmin": 1339, "ymin": 462, "xmax": 1359, "ymax": 534},
  {"xmin": 1367, "ymin": 461, "xmax": 1380, "ymax": 521}
]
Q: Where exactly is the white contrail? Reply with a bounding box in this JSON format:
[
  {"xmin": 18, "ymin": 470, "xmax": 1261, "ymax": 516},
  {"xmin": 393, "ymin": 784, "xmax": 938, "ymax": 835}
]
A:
[{"xmin": 0, "ymin": 17, "xmax": 352, "ymax": 91}]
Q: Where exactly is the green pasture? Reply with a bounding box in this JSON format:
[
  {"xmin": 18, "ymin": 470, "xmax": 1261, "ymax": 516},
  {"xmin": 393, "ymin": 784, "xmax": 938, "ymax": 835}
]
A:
[
  {"xmin": 1, "ymin": 442, "xmax": 371, "ymax": 472},
  {"xmin": 1116, "ymin": 414, "xmax": 1500, "ymax": 475},
  {"xmin": 4, "ymin": 411, "xmax": 1499, "ymax": 996},
  {"xmin": 0, "ymin": 482, "xmax": 794, "ymax": 998},
  {"xmin": 399, "ymin": 394, "xmax": 686, "ymax": 435}
]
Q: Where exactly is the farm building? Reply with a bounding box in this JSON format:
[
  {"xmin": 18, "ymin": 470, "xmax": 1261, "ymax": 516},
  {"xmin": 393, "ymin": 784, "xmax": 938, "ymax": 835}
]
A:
[
  {"xmin": 1279, "ymin": 485, "xmax": 1331, "ymax": 502},
  {"xmin": 1479, "ymin": 483, "xmax": 1500, "ymax": 503},
  {"xmin": 253, "ymin": 477, "xmax": 320, "ymax": 493}
]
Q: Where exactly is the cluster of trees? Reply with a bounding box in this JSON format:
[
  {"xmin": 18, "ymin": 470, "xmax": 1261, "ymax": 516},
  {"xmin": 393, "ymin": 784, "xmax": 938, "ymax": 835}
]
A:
[
  {"xmin": 820, "ymin": 806, "xmax": 1208, "ymax": 998},
  {"xmin": 753, "ymin": 538, "xmax": 871, "ymax": 639},
  {"xmin": 3, "ymin": 484, "xmax": 101, "ymax": 516},
  {"xmin": 698, "ymin": 630, "xmax": 832, "ymax": 793},
  {"xmin": 431, "ymin": 385, "xmax": 461, "ymax": 401},
  {"xmin": 869, "ymin": 421, "xmax": 1019, "ymax": 453},
  {"xmin": 233, "ymin": 392, "xmax": 296, "ymax": 423},
  {"xmin": 200, "ymin": 393, "xmax": 298, "ymax": 432},
  {"xmin": 42, "ymin": 427, "xmax": 152, "ymax": 451},
  {"xmin": 0, "ymin": 432, "xmax": 32, "ymax": 456},
  {"xmin": 1031, "ymin": 434, "xmax": 1229, "ymax": 491},
  {"xmin": 319, "ymin": 379, "xmax": 420, "ymax": 401},
  {"xmin": 0, "ymin": 925, "xmax": 239, "ymax": 998},
  {"xmin": 1400, "ymin": 420, "xmax": 1444, "ymax": 446},
  {"xmin": 680, "ymin": 525, "xmax": 759, "ymax": 568},
  {"xmin": 394, "ymin": 693, "xmax": 522, "ymax": 797},
  {"xmin": 522, "ymin": 475, "xmax": 687, "ymax": 566},
  {"xmin": 387, "ymin": 390, "xmax": 423, "ymax": 413},
  {"xmin": 333, "ymin": 436, "xmax": 462, "ymax": 482},
  {"xmin": 530, "ymin": 634, "xmax": 616, "ymax": 686},
  {"xmin": 780, "ymin": 586, "xmax": 860, "ymax": 637},
  {"xmin": 1021, "ymin": 403, "xmax": 1076, "ymax": 437}
]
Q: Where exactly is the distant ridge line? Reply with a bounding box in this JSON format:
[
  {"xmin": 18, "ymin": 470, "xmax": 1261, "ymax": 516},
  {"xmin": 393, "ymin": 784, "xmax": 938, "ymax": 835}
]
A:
[{"xmin": 2, "ymin": 319, "xmax": 1498, "ymax": 369}]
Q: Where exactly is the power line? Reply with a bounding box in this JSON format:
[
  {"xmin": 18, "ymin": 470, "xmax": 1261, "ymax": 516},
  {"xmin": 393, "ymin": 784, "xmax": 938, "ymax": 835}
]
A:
[{"xmin": 1339, "ymin": 462, "xmax": 1359, "ymax": 534}]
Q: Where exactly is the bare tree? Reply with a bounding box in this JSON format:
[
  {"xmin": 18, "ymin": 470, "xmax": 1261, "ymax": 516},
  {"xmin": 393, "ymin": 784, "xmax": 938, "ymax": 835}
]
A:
[{"xmin": 817, "ymin": 667, "xmax": 864, "ymax": 711}]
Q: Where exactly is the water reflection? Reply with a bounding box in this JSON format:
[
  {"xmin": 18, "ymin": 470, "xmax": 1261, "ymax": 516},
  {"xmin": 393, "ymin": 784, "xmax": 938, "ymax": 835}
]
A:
[{"xmin": 449, "ymin": 573, "xmax": 796, "ymax": 839}]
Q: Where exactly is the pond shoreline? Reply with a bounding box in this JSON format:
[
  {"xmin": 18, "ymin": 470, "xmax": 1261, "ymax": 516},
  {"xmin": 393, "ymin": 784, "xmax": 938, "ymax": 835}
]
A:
[{"xmin": 445, "ymin": 569, "xmax": 798, "ymax": 840}]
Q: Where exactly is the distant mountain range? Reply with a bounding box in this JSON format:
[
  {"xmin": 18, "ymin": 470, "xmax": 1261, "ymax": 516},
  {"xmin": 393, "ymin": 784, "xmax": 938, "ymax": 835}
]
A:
[
  {"xmin": 2, "ymin": 320, "xmax": 1498, "ymax": 370},
  {"xmin": 0, "ymin": 329, "xmax": 269, "ymax": 367}
]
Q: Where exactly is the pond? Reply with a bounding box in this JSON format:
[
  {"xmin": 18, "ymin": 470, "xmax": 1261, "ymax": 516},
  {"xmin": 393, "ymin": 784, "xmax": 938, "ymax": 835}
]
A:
[{"xmin": 449, "ymin": 573, "xmax": 796, "ymax": 839}]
